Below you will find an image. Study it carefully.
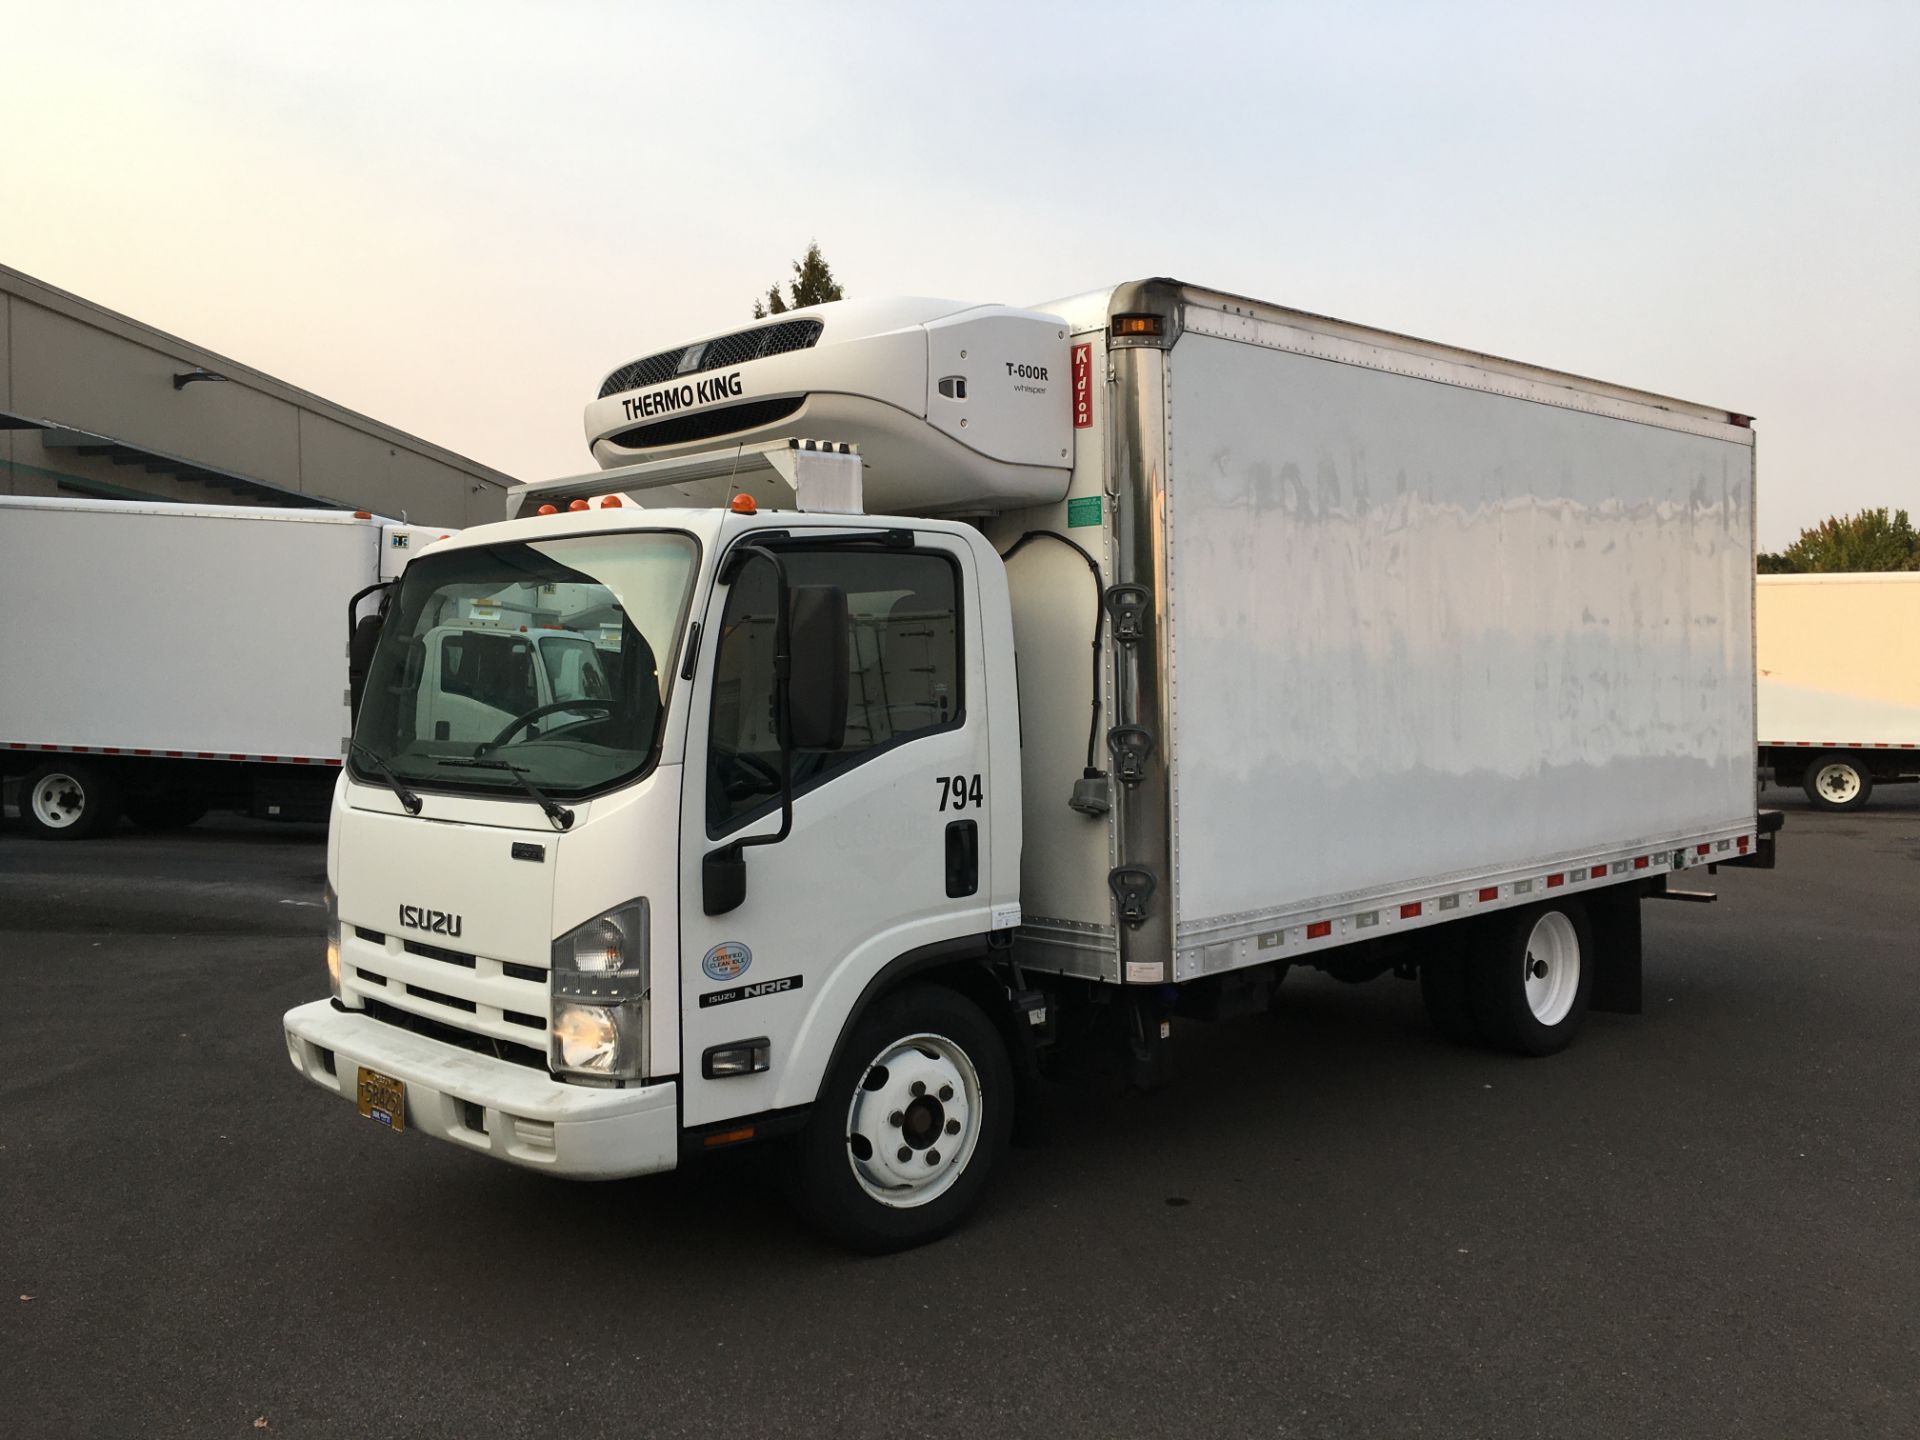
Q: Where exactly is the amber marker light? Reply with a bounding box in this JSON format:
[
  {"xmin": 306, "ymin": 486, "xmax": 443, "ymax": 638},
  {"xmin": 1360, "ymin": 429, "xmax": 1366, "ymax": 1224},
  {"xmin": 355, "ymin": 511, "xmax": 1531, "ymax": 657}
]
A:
[
  {"xmin": 729, "ymin": 493, "xmax": 757, "ymax": 515},
  {"xmin": 1111, "ymin": 313, "xmax": 1164, "ymax": 337}
]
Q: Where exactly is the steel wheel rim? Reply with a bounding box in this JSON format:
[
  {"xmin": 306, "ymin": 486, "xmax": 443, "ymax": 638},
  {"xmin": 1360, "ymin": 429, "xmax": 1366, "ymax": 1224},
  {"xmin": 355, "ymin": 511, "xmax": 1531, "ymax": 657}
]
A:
[
  {"xmin": 844, "ymin": 1031, "xmax": 983, "ymax": 1208},
  {"xmin": 1522, "ymin": 911, "xmax": 1581, "ymax": 1026},
  {"xmin": 1814, "ymin": 763, "xmax": 1861, "ymax": 803},
  {"xmin": 30, "ymin": 773, "xmax": 88, "ymax": 830}
]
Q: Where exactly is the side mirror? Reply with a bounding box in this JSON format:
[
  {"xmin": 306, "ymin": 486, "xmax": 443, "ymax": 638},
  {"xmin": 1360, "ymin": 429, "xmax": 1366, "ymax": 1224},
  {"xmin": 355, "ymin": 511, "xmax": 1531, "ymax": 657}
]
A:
[
  {"xmin": 786, "ymin": 584, "xmax": 848, "ymax": 751},
  {"xmin": 703, "ymin": 843, "xmax": 746, "ymax": 917}
]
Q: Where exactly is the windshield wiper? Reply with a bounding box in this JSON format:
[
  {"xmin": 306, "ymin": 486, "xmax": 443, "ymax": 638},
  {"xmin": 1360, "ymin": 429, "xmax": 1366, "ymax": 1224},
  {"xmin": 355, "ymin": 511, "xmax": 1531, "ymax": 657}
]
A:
[
  {"xmin": 435, "ymin": 757, "xmax": 575, "ymax": 831},
  {"xmin": 349, "ymin": 740, "xmax": 423, "ymax": 815}
]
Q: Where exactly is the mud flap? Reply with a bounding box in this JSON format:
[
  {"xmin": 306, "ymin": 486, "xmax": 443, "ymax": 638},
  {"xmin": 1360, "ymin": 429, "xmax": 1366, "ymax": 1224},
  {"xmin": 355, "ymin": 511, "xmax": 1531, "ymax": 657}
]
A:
[{"xmin": 1585, "ymin": 888, "xmax": 1644, "ymax": 1015}]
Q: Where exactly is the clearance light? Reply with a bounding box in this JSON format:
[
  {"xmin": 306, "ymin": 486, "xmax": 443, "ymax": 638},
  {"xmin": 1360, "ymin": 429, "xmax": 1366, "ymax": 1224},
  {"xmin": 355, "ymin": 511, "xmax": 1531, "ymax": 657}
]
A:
[
  {"xmin": 730, "ymin": 493, "xmax": 757, "ymax": 515},
  {"xmin": 353, "ymin": 510, "xmax": 372, "ymax": 519},
  {"xmin": 703, "ymin": 1126, "xmax": 758, "ymax": 1148},
  {"xmin": 569, "ymin": 499, "xmax": 590, "ymax": 512},
  {"xmin": 537, "ymin": 504, "xmax": 558, "ymax": 515},
  {"xmin": 1112, "ymin": 313, "xmax": 1164, "ymax": 337},
  {"xmin": 600, "ymin": 495, "xmax": 622, "ymax": 508}
]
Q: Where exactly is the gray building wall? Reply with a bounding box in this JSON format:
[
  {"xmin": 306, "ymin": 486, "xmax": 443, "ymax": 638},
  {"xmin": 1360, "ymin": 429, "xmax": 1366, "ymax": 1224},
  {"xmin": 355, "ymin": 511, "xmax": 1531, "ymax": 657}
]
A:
[{"xmin": 1, "ymin": 265, "xmax": 511, "ymax": 527}]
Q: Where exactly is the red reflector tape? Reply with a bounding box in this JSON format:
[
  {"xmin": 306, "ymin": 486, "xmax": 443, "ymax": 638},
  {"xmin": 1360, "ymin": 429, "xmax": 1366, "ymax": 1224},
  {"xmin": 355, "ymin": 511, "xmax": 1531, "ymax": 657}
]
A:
[
  {"xmin": 1696, "ymin": 844, "xmax": 1710, "ymax": 855},
  {"xmin": 1634, "ymin": 856, "xmax": 1649, "ymax": 869},
  {"xmin": 1307, "ymin": 921, "xmax": 1332, "ymax": 940},
  {"xmin": 1546, "ymin": 874, "xmax": 1564, "ymax": 888},
  {"xmin": 1737, "ymin": 836, "xmax": 1749, "ymax": 851},
  {"xmin": 1478, "ymin": 887, "xmax": 1498, "ymax": 902},
  {"xmin": 1590, "ymin": 865, "xmax": 1607, "ymax": 880},
  {"xmin": 1399, "ymin": 902, "xmax": 1422, "ymax": 919}
]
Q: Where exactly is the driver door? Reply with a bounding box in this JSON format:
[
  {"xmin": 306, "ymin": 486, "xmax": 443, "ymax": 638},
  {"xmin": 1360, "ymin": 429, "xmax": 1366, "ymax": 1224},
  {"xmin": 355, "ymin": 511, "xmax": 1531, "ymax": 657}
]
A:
[{"xmin": 676, "ymin": 533, "xmax": 993, "ymax": 1128}]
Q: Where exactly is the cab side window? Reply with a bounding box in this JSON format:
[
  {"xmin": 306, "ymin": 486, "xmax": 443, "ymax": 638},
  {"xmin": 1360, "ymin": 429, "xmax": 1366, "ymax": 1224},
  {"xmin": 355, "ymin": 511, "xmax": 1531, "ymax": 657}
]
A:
[{"xmin": 707, "ymin": 547, "xmax": 961, "ymax": 834}]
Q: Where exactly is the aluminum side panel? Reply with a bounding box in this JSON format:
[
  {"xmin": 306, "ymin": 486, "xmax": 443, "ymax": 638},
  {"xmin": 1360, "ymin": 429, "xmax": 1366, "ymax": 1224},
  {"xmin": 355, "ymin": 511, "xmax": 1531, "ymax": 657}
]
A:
[{"xmin": 1164, "ymin": 331, "xmax": 1756, "ymax": 935}]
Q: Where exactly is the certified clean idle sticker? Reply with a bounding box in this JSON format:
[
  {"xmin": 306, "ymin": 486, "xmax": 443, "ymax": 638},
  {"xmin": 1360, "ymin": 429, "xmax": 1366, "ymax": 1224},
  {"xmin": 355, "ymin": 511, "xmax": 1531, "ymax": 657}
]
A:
[{"xmin": 701, "ymin": 941, "xmax": 752, "ymax": 982}]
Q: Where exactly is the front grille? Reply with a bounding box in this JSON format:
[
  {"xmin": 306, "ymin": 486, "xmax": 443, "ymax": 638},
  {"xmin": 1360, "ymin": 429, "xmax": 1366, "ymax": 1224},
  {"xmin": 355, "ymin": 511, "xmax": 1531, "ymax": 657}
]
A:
[
  {"xmin": 604, "ymin": 396, "xmax": 803, "ymax": 452},
  {"xmin": 341, "ymin": 927, "xmax": 549, "ymax": 1062},
  {"xmin": 404, "ymin": 938, "xmax": 475, "ymax": 968},
  {"xmin": 598, "ymin": 319, "xmax": 823, "ymax": 398},
  {"xmin": 363, "ymin": 998, "xmax": 547, "ymax": 1070}
]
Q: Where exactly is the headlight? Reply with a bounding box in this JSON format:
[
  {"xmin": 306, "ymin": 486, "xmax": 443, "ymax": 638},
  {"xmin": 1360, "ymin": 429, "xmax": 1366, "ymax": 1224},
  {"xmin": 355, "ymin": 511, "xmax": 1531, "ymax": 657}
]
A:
[
  {"xmin": 324, "ymin": 879, "xmax": 342, "ymax": 1000},
  {"xmin": 550, "ymin": 900, "xmax": 649, "ymax": 1080}
]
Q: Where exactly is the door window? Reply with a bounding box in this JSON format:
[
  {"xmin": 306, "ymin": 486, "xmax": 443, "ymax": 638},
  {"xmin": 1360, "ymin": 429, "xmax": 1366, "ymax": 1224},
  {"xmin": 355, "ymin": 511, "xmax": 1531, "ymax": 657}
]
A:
[{"xmin": 708, "ymin": 546, "xmax": 961, "ymax": 834}]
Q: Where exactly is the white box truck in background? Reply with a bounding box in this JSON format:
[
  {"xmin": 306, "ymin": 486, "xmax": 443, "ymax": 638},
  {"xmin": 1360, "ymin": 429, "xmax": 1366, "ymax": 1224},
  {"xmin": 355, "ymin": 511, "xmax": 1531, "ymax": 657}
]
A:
[
  {"xmin": 0, "ymin": 498, "xmax": 453, "ymax": 838},
  {"xmin": 282, "ymin": 280, "xmax": 1779, "ymax": 1250},
  {"xmin": 1757, "ymin": 572, "xmax": 1920, "ymax": 809}
]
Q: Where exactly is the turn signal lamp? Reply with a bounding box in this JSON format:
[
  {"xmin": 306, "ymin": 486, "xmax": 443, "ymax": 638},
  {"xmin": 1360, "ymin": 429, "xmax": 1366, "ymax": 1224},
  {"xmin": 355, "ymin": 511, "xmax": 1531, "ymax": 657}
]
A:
[
  {"xmin": 568, "ymin": 498, "xmax": 590, "ymax": 512},
  {"xmin": 1111, "ymin": 313, "xmax": 1164, "ymax": 337},
  {"xmin": 730, "ymin": 493, "xmax": 757, "ymax": 515}
]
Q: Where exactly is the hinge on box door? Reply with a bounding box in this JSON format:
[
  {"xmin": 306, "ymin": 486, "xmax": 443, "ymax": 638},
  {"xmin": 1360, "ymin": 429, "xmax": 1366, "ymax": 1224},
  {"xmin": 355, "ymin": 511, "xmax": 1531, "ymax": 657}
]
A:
[
  {"xmin": 1106, "ymin": 725, "xmax": 1156, "ymax": 786},
  {"xmin": 1103, "ymin": 584, "xmax": 1150, "ymax": 644},
  {"xmin": 1108, "ymin": 866, "xmax": 1156, "ymax": 928}
]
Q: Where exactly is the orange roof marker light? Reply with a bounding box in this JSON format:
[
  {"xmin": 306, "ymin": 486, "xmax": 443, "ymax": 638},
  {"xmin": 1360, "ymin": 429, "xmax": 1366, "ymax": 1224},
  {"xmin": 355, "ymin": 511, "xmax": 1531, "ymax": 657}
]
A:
[
  {"xmin": 353, "ymin": 510, "xmax": 372, "ymax": 519},
  {"xmin": 537, "ymin": 504, "xmax": 558, "ymax": 515},
  {"xmin": 600, "ymin": 495, "xmax": 622, "ymax": 508},
  {"xmin": 730, "ymin": 493, "xmax": 758, "ymax": 515},
  {"xmin": 568, "ymin": 499, "xmax": 590, "ymax": 512}
]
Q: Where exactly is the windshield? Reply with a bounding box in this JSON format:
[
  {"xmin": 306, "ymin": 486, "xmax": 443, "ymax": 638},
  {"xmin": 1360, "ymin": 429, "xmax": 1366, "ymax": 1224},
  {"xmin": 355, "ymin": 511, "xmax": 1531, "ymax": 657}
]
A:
[{"xmin": 352, "ymin": 532, "xmax": 699, "ymax": 799}]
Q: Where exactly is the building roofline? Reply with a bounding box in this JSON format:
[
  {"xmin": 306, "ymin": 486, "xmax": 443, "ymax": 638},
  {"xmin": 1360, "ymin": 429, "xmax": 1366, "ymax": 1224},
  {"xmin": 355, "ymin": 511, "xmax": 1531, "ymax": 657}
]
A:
[{"xmin": 0, "ymin": 262, "xmax": 516, "ymax": 487}]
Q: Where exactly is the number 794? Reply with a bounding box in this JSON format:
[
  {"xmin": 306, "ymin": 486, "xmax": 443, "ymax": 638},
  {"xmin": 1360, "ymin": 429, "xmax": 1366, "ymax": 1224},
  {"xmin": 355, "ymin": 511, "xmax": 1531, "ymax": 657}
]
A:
[{"xmin": 937, "ymin": 774, "xmax": 984, "ymax": 811}]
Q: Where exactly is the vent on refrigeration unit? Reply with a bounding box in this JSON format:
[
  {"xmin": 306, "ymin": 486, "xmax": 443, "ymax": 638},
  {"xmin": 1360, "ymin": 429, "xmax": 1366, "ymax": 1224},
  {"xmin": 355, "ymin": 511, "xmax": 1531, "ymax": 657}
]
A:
[
  {"xmin": 598, "ymin": 319, "xmax": 825, "ymax": 399},
  {"xmin": 603, "ymin": 396, "xmax": 807, "ymax": 452}
]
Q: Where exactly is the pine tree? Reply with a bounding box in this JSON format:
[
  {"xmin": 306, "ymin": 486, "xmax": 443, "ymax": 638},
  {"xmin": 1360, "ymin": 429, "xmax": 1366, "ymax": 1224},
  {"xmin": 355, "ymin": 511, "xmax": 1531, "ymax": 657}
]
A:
[{"xmin": 752, "ymin": 242, "xmax": 845, "ymax": 318}]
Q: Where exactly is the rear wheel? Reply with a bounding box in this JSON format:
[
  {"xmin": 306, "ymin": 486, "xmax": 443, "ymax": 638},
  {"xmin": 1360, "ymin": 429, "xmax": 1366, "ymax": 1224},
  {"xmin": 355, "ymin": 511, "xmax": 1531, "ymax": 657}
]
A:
[
  {"xmin": 797, "ymin": 984, "xmax": 1012, "ymax": 1253},
  {"xmin": 1469, "ymin": 902, "xmax": 1593, "ymax": 1056},
  {"xmin": 22, "ymin": 759, "xmax": 121, "ymax": 840},
  {"xmin": 1803, "ymin": 752, "xmax": 1873, "ymax": 812}
]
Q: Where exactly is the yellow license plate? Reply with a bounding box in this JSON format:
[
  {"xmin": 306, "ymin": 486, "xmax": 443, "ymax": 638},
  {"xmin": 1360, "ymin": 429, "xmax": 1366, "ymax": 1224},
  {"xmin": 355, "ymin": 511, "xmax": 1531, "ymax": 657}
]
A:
[{"xmin": 356, "ymin": 1066, "xmax": 406, "ymax": 1133}]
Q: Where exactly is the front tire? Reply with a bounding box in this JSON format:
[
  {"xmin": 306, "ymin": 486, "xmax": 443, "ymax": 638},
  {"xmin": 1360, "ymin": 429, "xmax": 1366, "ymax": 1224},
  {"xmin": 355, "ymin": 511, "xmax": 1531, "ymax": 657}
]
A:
[
  {"xmin": 798, "ymin": 984, "xmax": 1013, "ymax": 1253},
  {"xmin": 1803, "ymin": 752, "xmax": 1873, "ymax": 812},
  {"xmin": 1469, "ymin": 902, "xmax": 1594, "ymax": 1056},
  {"xmin": 21, "ymin": 759, "xmax": 121, "ymax": 840}
]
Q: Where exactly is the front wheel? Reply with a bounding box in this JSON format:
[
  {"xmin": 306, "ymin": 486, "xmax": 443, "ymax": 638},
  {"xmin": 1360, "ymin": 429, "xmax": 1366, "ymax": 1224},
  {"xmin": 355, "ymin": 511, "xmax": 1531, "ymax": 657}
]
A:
[
  {"xmin": 1803, "ymin": 752, "xmax": 1873, "ymax": 812},
  {"xmin": 797, "ymin": 984, "xmax": 1013, "ymax": 1252}
]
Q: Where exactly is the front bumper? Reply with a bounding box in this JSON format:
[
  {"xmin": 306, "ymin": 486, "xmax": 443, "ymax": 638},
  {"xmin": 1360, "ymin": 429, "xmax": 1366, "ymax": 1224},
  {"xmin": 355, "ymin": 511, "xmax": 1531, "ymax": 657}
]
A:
[{"xmin": 283, "ymin": 1000, "xmax": 678, "ymax": 1180}]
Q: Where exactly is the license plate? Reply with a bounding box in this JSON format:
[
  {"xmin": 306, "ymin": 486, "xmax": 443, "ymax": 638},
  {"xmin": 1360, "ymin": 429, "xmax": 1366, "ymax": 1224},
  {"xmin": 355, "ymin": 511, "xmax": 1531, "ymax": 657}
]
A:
[{"xmin": 356, "ymin": 1066, "xmax": 406, "ymax": 1133}]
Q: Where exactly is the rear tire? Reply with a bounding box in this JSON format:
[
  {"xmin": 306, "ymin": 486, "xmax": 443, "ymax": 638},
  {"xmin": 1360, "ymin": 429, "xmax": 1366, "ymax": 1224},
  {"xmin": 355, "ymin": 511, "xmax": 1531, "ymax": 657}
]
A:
[
  {"xmin": 21, "ymin": 759, "xmax": 121, "ymax": 840},
  {"xmin": 125, "ymin": 793, "xmax": 209, "ymax": 831},
  {"xmin": 1802, "ymin": 752, "xmax": 1873, "ymax": 812},
  {"xmin": 797, "ymin": 984, "xmax": 1013, "ymax": 1253},
  {"xmin": 1469, "ymin": 902, "xmax": 1593, "ymax": 1056}
]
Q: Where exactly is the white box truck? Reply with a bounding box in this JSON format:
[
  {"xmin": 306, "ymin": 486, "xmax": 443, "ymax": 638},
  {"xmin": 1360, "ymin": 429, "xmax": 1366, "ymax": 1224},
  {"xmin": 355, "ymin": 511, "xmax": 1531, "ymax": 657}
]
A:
[
  {"xmin": 282, "ymin": 280, "xmax": 1779, "ymax": 1250},
  {"xmin": 1757, "ymin": 572, "xmax": 1920, "ymax": 809},
  {"xmin": 0, "ymin": 498, "xmax": 453, "ymax": 838}
]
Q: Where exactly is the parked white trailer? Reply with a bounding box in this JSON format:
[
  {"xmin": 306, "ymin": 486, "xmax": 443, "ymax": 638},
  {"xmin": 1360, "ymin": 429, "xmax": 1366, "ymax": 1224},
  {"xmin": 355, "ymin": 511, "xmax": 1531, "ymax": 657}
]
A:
[
  {"xmin": 0, "ymin": 497, "xmax": 451, "ymax": 837},
  {"xmin": 283, "ymin": 281, "xmax": 1779, "ymax": 1250},
  {"xmin": 1757, "ymin": 572, "xmax": 1920, "ymax": 809}
]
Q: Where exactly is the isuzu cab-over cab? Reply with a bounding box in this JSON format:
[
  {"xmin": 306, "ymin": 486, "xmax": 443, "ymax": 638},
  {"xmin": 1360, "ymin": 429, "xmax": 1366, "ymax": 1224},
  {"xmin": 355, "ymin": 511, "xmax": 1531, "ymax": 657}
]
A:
[{"xmin": 285, "ymin": 283, "xmax": 1776, "ymax": 1250}]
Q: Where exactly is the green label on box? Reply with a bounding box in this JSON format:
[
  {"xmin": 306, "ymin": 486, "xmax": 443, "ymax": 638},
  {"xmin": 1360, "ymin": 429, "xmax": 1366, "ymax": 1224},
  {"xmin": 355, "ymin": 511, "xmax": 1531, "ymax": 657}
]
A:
[{"xmin": 1067, "ymin": 495, "xmax": 1102, "ymax": 528}]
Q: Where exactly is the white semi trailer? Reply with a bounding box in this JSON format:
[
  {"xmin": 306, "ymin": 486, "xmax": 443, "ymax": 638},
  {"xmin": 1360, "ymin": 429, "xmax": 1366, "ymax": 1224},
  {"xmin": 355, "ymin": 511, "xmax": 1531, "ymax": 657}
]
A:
[
  {"xmin": 0, "ymin": 498, "xmax": 452, "ymax": 838},
  {"xmin": 1757, "ymin": 572, "xmax": 1920, "ymax": 810},
  {"xmin": 283, "ymin": 281, "xmax": 1779, "ymax": 1250}
]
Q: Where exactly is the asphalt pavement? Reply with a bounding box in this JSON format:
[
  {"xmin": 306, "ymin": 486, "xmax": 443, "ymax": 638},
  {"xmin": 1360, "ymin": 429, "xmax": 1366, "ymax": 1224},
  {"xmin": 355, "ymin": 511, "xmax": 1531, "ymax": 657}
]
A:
[{"xmin": 1, "ymin": 788, "xmax": 1915, "ymax": 1438}]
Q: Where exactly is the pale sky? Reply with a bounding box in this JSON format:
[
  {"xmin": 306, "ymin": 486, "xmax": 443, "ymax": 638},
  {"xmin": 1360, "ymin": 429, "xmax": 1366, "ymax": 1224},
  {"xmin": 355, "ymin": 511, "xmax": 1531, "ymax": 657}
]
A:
[{"xmin": 3, "ymin": 0, "xmax": 1915, "ymax": 548}]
